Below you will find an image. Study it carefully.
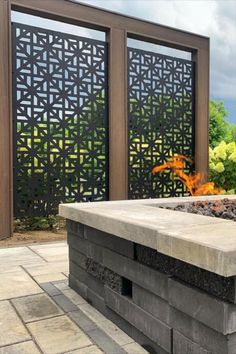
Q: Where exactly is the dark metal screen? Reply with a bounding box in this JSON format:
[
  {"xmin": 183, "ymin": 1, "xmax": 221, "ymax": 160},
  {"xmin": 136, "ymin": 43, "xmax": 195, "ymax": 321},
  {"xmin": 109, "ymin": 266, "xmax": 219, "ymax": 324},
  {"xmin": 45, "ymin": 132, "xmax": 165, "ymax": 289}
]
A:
[
  {"xmin": 128, "ymin": 48, "xmax": 195, "ymax": 199},
  {"xmin": 12, "ymin": 23, "xmax": 108, "ymax": 217}
]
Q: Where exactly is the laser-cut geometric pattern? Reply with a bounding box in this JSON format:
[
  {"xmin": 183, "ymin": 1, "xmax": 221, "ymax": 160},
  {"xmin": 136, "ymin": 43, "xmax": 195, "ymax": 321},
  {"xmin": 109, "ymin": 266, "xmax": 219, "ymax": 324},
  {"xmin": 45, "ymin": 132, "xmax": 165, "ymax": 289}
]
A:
[
  {"xmin": 12, "ymin": 23, "xmax": 108, "ymax": 216},
  {"xmin": 128, "ymin": 48, "xmax": 195, "ymax": 199}
]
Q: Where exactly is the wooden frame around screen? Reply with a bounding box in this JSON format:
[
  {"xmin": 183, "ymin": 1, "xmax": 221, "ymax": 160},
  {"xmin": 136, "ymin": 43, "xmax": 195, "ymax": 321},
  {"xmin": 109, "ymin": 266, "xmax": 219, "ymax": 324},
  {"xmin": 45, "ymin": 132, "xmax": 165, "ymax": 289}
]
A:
[{"xmin": 0, "ymin": 0, "xmax": 209, "ymax": 238}]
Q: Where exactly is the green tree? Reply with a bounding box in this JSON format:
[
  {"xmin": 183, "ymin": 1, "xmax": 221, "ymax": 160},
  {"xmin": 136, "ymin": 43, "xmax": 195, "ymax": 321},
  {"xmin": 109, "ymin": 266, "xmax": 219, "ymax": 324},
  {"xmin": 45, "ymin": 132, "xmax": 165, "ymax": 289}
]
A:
[
  {"xmin": 229, "ymin": 123, "xmax": 236, "ymax": 142},
  {"xmin": 209, "ymin": 99, "xmax": 231, "ymax": 147}
]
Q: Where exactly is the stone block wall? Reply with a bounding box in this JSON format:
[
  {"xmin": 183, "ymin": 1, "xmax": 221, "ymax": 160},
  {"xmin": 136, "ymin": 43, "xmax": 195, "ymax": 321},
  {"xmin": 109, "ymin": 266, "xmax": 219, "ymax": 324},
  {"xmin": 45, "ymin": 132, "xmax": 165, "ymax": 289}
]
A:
[{"xmin": 67, "ymin": 220, "xmax": 236, "ymax": 354}]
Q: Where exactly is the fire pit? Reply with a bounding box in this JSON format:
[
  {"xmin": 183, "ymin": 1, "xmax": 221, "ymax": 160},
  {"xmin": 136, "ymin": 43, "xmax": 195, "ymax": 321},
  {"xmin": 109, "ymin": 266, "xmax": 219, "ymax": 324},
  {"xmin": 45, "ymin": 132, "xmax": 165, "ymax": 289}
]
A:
[
  {"xmin": 163, "ymin": 198, "xmax": 236, "ymax": 221},
  {"xmin": 60, "ymin": 195, "xmax": 236, "ymax": 354}
]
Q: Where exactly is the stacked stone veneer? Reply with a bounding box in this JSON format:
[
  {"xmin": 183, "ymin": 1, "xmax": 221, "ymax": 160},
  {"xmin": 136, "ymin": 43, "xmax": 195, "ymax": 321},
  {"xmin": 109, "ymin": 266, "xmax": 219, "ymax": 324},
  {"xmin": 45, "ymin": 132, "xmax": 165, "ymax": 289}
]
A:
[{"xmin": 67, "ymin": 220, "xmax": 236, "ymax": 354}]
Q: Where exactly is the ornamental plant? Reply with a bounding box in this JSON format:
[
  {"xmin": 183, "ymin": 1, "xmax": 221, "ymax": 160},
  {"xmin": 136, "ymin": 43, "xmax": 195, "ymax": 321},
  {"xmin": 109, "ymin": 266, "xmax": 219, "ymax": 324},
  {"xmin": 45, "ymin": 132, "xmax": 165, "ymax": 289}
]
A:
[{"xmin": 209, "ymin": 141, "xmax": 236, "ymax": 193}]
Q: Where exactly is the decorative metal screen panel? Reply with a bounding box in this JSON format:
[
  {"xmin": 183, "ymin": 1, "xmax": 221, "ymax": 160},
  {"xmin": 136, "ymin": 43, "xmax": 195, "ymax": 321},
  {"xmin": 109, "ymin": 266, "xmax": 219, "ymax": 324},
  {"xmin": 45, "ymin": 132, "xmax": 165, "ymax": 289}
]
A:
[
  {"xmin": 128, "ymin": 48, "xmax": 195, "ymax": 199},
  {"xmin": 12, "ymin": 23, "xmax": 108, "ymax": 217}
]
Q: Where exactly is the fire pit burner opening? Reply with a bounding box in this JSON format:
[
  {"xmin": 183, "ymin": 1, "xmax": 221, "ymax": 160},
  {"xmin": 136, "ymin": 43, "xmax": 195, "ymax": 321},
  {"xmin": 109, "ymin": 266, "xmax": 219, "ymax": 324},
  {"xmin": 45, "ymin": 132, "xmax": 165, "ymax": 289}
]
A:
[{"xmin": 162, "ymin": 198, "xmax": 236, "ymax": 221}]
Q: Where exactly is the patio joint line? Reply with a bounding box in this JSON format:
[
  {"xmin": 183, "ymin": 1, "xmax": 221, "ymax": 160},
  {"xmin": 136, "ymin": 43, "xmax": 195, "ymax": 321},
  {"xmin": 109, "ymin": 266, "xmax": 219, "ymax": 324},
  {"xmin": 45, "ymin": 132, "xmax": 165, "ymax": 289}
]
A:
[
  {"xmin": 1, "ymin": 291, "xmax": 44, "ymax": 302},
  {"xmin": 20, "ymin": 265, "xmax": 51, "ymax": 288},
  {"xmin": 20, "ymin": 313, "xmax": 66, "ymax": 325},
  {"xmin": 0, "ymin": 339, "xmax": 32, "ymax": 350},
  {"xmin": 26, "ymin": 246, "xmax": 49, "ymax": 263}
]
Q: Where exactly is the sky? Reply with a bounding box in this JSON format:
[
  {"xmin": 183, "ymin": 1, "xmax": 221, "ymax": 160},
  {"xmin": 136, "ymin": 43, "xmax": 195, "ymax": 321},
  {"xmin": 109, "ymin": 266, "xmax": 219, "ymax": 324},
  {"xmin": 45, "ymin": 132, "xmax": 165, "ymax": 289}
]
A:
[{"xmin": 12, "ymin": 0, "xmax": 236, "ymax": 124}]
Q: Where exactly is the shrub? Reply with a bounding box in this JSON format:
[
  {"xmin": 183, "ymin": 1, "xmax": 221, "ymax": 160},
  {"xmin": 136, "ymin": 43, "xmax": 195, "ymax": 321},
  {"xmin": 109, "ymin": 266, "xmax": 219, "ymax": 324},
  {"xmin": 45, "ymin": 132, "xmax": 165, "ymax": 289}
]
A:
[
  {"xmin": 209, "ymin": 100, "xmax": 231, "ymax": 147},
  {"xmin": 209, "ymin": 141, "xmax": 236, "ymax": 193},
  {"xmin": 14, "ymin": 215, "xmax": 65, "ymax": 232}
]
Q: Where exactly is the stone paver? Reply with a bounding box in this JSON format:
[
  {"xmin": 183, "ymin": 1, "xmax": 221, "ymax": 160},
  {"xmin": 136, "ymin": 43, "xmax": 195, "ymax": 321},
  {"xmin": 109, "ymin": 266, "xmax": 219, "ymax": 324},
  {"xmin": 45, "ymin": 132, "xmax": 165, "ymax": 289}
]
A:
[
  {"xmin": 27, "ymin": 315, "xmax": 92, "ymax": 354},
  {"xmin": 29, "ymin": 244, "xmax": 68, "ymax": 262},
  {"xmin": 29, "ymin": 242, "xmax": 67, "ymax": 250},
  {"xmin": 0, "ymin": 242, "xmax": 148, "ymax": 354},
  {"xmin": 79, "ymin": 303, "xmax": 106, "ymax": 323},
  {"xmin": 0, "ymin": 269, "xmax": 42, "ymax": 300},
  {"xmin": 53, "ymin": 280, "xmax": 86, "ymax": 306},
  {"xmin": 62, "ymin": 288, "xmax": 87, "ymax": 305},
  {"xmin": 52, "ymin": 294, "xmax": 78, "ymax": 312},
  {"xmin": 53, "ymin": 280, "xmax": 70, "ymax": 291},
  {"xmin": 123, "ymin": 342, "xmax": 149, "ymax": 354},
  {"xmin": 0, "ymin": 341, "xmax": 41, "ymax": 354},
  {"xmin": 68, "ymin": 345, "xmax": 104, "ymax": 354},
  {"xmin": 0, "ymin": 265, "xmax": 23, "ymax": 273},
  {"xmin": 33, "ymin": 272, "xmax": 67, "ymax": 283},
  {"xmin": 79, "ymin": 303, "xmax": 136, "ymax": 346},
  {"xmin": 86, "ymin": 328, "xmax": 127, "ymax": 354},
  {"xmin": 97, "ymin": 319, "xmax": 134, "ymax": 347},
  {"xmin": 24, "ymin": 261, "xmax": 69, "ymax": 276},
  {"xmin": 0, "ymin": 246, "xmax": 45, "ymax": 266},
  {"xmin": 12, "ymin": 293, "xmax": 63, "ymax": 323},
  {"xmin": 44, "ymin": 254, "xmax": 69, "ymax": 263},
  {"xmin": 40, "ymin": 283, "xmax": 61, "ymax": 296},
  {"xmin": 69, "ymin": 310, "xmax": 97, "ymax": 332},
  {"xmin": 0, "ymin": 301, "xmax": 31, "ymax": 347}
]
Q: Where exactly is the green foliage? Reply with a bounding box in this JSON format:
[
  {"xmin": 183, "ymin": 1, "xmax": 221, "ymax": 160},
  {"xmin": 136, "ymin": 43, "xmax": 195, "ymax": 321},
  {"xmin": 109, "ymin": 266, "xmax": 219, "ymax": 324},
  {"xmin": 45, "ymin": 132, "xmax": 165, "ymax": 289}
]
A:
[
  {"xmin": 209, "ymin": 99, "xmax": 231, "ymax": 147},
  {"xmin": 228, "ymin": 123, "xmax": 236, "ymax": 142},
  {"xmin": 14, "ymin": 215, "xmax": 65, "ymax": 232},
  {"xmin": 209, "ymin": 141, "xmax": 236, "ymax": 193}
]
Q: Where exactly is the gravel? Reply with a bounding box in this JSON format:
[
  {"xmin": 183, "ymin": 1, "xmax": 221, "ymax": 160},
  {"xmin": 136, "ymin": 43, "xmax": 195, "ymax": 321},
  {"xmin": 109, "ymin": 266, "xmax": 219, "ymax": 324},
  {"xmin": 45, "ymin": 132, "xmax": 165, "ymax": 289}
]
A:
[{"xmin": 163, "ymin": 198, "xmax": 236, "ymax": 222}]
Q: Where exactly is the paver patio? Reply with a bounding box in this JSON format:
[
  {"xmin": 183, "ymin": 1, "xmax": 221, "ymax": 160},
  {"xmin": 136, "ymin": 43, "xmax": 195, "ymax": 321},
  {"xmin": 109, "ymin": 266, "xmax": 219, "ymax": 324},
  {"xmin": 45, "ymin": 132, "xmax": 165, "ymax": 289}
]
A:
[{"xmin": 0, "ymin": 241, "xmax": 148, "ymax": 354}]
